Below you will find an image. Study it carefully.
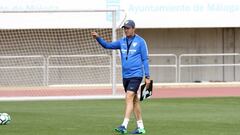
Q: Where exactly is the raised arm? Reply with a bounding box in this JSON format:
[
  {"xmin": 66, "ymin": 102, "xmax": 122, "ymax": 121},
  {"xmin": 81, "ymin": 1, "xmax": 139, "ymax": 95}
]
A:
[{"xmin": 91, "ymin": 32, "xmax": 120, "ymax": 49}]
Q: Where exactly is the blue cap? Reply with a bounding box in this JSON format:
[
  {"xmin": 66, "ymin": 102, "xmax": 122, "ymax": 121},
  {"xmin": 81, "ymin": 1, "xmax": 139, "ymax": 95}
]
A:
[{"xmin": 122, "ymin": 20, "xmax": 135, "ymax": 28}]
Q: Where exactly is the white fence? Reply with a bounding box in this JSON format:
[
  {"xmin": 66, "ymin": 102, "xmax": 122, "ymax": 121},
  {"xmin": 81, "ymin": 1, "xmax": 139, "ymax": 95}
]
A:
[
  {"xmin": 0, "ymin": 55, "xmax": 46, "ymax": 86},
  {"xmin": 47, "ymin": 55, "xmax": 112, "ymax": 86},
  {"xmin": 0, "ymin": 54, "xmax": 177, "ymax": 86},
  {"xmin": 179, "ymin": 53, "xmax": 240, "ymax": 82},
  {"xmin": 1, "ymin": 53, "xmax": 240, "ymax": 86},
  {"xmin": 116, "ymin": 54, "xmax": 178, "ymax": 83},
  {"xmin": 149, "ymin": 54, "xmax": 178, "ymax": 82}
]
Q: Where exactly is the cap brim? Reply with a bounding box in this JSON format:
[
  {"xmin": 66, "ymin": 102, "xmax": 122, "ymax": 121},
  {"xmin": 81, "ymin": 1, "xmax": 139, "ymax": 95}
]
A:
[{"xmin": 121, "ymin": 25, "xmax": 132, "ymax": 28}]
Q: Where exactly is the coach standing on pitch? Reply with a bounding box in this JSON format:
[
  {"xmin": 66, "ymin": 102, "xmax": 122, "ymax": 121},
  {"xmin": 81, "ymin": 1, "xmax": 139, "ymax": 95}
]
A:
[{"xmin": 91, "ymin": 20, "xmax": 150, "ymax": 134}]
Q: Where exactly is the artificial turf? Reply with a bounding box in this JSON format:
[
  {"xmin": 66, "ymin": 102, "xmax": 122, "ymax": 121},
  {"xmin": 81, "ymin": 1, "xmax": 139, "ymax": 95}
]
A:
[{"xmin": 0, "ymin": 97, "xmax": 240, "ymax": 135}]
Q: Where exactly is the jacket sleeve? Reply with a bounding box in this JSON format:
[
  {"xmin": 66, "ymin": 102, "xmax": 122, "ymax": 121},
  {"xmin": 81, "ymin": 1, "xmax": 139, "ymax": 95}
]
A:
[
  {"xmin": 96, "ymin": 37, "xmax": 121, "ymax": 49},
  {"xmin": 140, "ymin": 39, "xmax": 150, "ymax": 78}
]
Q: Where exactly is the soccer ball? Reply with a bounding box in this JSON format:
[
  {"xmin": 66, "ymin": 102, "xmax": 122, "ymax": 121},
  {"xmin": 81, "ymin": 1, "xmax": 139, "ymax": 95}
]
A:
[{"xmin": 0, "ymin": 113, "xmax": 11, "ymax": 125}]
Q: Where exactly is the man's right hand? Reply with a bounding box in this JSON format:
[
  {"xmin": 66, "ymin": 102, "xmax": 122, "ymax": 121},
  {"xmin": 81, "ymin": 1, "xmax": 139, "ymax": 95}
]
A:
[
  {"xmin": 91, "ymin": 32, "xmax": 99, "ymax": 39},
  {"xmin": 145, "ymin": 78, "xmax": 151, "ymax": 89}
]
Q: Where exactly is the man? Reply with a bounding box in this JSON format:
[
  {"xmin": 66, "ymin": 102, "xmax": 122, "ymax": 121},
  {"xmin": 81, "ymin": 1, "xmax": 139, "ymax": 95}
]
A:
[{"xmin": 91, "ymin": 20, "xmax": 150, "ymax": 134}]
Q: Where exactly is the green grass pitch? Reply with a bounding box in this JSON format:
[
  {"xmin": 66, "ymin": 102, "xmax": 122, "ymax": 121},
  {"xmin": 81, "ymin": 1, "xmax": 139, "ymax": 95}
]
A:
[{"xmin": 0, "ymin": 97, "xmax": 240, "ymax": 135}]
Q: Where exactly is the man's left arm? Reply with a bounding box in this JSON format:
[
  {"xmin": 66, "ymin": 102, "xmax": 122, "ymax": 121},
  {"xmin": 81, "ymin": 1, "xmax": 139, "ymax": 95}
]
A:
[{"xmin": 140, "ymin": 39, "xmax": 150, "ymax": 82}]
